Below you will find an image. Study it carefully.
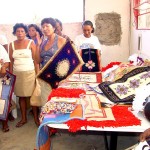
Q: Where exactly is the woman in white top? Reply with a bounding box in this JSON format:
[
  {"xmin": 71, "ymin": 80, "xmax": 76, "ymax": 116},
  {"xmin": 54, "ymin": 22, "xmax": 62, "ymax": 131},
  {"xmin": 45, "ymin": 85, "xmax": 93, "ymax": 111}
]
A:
[
  {"xmin": 0, "ymin": 44, "xmax": 10, "ymax": 132},
  {"xmin": 9, "ymin": 23, "xmax": 39, "ymax": 127},
  {"xmin": 75, "ymin": 20, "xmax": 101, "ymax": 53},
  {"xmin": 0, "ymin": 34, "xmax": 8, "ymax": 51},
  {"xmin": 75, "ymin": 20, "xmax": 102, "ymax": 72}
]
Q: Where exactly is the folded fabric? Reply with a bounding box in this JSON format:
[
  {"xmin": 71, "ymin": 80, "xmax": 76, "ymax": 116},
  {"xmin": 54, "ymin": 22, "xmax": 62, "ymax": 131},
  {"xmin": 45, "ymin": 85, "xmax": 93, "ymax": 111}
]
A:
[
  {"xmin": 98, "ymin": 66, "xmax": 150, "ymax": 103},
  {"xmin": 41, "ymin": 101, "xmax": 78, "ymax": 114},
  {"xmin": 37, "ymin": 41, "xmax": 84, "ymax": 88},
  {"xmin": 36, "ymin": 104, "xmax": 84, "ymax": 150}
]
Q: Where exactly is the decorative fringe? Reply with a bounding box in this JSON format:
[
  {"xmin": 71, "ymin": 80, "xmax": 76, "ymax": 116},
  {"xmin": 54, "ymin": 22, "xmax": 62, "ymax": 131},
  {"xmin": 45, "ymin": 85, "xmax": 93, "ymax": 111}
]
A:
[
  {"xmin": 66, "ymin": 106, "xmax": 141, "ymax": 132},
  {"xmin": 48, "ymin": 88, "xmax": 86, "ymax": 100}
]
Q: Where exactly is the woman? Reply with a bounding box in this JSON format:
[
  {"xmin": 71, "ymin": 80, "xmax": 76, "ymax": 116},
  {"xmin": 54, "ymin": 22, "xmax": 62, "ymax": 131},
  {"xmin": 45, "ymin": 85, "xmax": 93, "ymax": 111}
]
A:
[
  {"xmin": 75, "ymin": 20, "xmax": 102, "ymax": 72},
  {"xmin": 36, "ymin": 17, "xmax": 66, "ymax": 68},
  {"xmin": 0, "ymin": 44, "xmax": 10, "ymax": 132},
  {"xmin": 9, "ymin": 23, "xmax": 39, "ymax": 127},
  {"xmin": 36, "ymin": 17, "xmax": 66, "ymax": 135},
  {"xmin": 0, "ymin": 34, "xmax": 8, "ymax": 51},
  {"xmin": 55, "ymin": 18, "xmax": 70, "ymax": 41},
  {"xmin": 74, "ymin": 20, "xmax": 101, "ymax": 53},
  {"xmin": 27, "ymin": 24, "xmax": 43, "ymax": 45}
]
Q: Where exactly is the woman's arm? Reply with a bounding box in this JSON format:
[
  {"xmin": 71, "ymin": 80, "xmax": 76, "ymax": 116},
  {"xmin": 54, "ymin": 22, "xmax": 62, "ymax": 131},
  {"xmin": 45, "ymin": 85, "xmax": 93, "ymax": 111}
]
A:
[
  {"xmin": 30, "ymin": 41, "xmax": 39, "ymax": 74},
  {"xmin": 35, "ymin": 44, "xmax": 42, "ymax": 65},
  {"xmin": 0, "ymin": 62, "xmax": 9, "ymax": 77},
  {"xmin": 58, "ymin": 36, "xmax": 66, "ymax": 49},
  {"xmin": 140, "ymin": 128, "xmax": 150, "ymax": 142},
  {"xmin": 9, "ymin": 43, "xmax": 14, "ymax": 73}
]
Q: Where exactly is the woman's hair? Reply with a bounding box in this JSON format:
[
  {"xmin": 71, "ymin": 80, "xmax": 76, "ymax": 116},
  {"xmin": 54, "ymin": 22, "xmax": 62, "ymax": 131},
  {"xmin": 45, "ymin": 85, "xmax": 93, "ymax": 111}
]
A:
[
  {"xmin": 41, "ymin": 17, "xmax": 56, "ymax": 28},
  {"xmin": 55, "ymin": 18, "xmax": 62, "ymax": 28},
  {"xmin": 27, "ymin": 24, "xmax": 43, "ymax": 38},
  {"xmin": 82, "ymin": 20, "xmax": 94, "ymax": 33},
  {"xmin": 144, "ymin": 101, "xmax": 150, "ymax": 122},
  {"xmin": 12, "ymin": 23, "xmax": 28, "ymax": 35}
]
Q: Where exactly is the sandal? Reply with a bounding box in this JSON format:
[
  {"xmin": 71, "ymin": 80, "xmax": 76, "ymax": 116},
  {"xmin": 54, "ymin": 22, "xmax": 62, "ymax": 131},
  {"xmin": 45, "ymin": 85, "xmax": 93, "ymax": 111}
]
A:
[
  {"xmin": 16, "ymin": 121, "xmax": 27, "ymax": 128},
  {"xmin": 2, "ymin": 127, "xmax": 9, "ymax": 132}
]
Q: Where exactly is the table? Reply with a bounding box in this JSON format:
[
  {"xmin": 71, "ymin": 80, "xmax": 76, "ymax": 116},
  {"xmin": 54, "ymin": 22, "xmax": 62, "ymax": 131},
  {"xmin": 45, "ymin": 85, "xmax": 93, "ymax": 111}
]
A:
[
  {"xmin": 47, "ymin": 111, "xmax": 150, "ymax": 150},
  {"xmin": 38, "ymin": 72, "xmax": 150, "ymax": 150}
]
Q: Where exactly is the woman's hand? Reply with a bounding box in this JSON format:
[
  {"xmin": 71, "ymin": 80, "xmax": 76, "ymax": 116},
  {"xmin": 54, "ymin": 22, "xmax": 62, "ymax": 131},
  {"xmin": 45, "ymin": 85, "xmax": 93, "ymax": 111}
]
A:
[
  {"xmin": 0, "ymin": 66, "xmax": 6, "ymax": 77},
  {"xmin": 140, "ymin": 128, "xmax": 150, "ymax": 142},
  {"xmin": 36, "ymin": 32, "xmax": 42, "ymax": 46}
]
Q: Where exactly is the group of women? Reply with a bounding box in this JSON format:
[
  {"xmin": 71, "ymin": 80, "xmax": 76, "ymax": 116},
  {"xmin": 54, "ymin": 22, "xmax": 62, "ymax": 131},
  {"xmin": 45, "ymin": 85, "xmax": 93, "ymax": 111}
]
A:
[
  {"xmin": 0, "ymin": 17, "xmax": 102, "ymax": 132},
  {"xmin": 1, "ymin": 17, "xmax": 150, "ymax": 145}
]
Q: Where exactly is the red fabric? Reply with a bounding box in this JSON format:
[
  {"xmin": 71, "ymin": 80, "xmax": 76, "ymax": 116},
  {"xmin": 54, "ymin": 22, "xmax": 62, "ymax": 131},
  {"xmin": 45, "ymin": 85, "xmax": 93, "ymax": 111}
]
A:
[
  {"xmin": 133, "ymin": 0, "xmax": 140, "ymax": 29},
  {"xmin": 102, "ymin": 62, "xmax": 121, "ymax": 72},
  {"xmin": 48, "ymin": 88, "xmax": 86, "ymax": 101},
  {"xmin": 65, "ymin": 106, "xmax": 141, "ymax": 132}
]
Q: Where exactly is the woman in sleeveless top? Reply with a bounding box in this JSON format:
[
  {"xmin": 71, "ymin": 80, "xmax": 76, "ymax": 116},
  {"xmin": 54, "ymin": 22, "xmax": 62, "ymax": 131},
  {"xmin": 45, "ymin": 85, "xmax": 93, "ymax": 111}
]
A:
[
  {"xmin": 36, "ymin": 17, "xmax": 66, "ymax": 104},
  {"xmin": 9, "ymin": 23, "xmax": 40, "ymax": 127},
  {"xmin": 36, "ymin": 17, "xmax": 66, "ymax": 101},
  {"xmin": 0, "ymin": 44, "xmax": 10, "ymax": 132},
  {"xmin": 36, "ymin": 17, "xmax": 66, "ymax": 68},
  {"xmin": 36, "ymin": 17, "xmax": 66, "ymax": 135}
]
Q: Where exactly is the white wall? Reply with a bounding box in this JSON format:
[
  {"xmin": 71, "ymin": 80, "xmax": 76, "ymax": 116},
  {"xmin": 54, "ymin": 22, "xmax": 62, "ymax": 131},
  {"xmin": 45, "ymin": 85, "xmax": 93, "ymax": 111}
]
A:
[{"xmin": 85, "ymin": 0, "xmax": 131, "ymax": 66}]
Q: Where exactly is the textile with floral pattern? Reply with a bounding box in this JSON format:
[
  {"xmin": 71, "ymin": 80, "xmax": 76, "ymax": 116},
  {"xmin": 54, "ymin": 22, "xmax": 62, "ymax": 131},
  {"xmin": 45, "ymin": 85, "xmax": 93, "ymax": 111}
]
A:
[
  {"xmin": 80, "ymin": 49, "xmax": 101, "ymax": 72},
  {"xmin": 99, "ymin": 66, "xmax": 150, "ymax": 103}
]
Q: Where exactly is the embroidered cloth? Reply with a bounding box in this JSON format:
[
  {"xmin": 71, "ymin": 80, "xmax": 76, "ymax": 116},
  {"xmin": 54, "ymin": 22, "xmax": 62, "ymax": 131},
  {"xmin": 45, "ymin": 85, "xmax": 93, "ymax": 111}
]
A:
[
  {"xmin": 0, "ymin": 71, "xmax": 16, "ymax": 120},
  {"xmin": 98, "ymin": 66, "xmax": 150, "ymax": 103},
  {"xmin": 37, "ymin": 41, "xmax": 84, "ymax": 88},
  {"xmin": 36, "ymin": 71, "xmax": 141, "ymax": 150},
  {"xmin": 80, "ymin": 49, "xmax": 101, "ymax": 72}
]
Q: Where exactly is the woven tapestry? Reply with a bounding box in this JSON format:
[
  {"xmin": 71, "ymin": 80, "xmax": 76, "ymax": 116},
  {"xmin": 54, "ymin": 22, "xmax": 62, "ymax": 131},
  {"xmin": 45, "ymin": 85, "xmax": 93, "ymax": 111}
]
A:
[
  {"xmin": 37, "ymin": 41, "xmax": 84, "ymax": 88},
  {"xmin": 98, "ymin": 66, "xmax": 150, "ymax": 103}
]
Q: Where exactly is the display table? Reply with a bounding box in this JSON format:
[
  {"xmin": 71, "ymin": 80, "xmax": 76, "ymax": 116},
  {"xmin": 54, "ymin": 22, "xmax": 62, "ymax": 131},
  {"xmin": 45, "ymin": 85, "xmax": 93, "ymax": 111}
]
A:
[
  {"xmin": 36, "ymin": 72, "xmax": 149, "ymax": 150},
  {"xmin": 47, "ymin": 111, "xmax": 149, "ymax": 133}
]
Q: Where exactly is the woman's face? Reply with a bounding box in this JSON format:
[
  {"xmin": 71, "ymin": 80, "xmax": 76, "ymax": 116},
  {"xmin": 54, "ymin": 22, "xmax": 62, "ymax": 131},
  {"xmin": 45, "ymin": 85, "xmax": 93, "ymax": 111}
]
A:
[
  {"xmin": 41, "ymin": 23, "xmax": 55, "ymax": 36},
  {"xmin": 55, "ymin": 22, "xmax": 62, "ymax": 35},
  {"xmin": 82, "ymin": 25, "xmax": 93, "ymax": 38},
  {"xmin": 15, "ymin": 27, "xmax": 26, "ymax": 40},
  {"xmin": 28, "ymin": 26, "xmax": 37, "ymax": 38}
]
